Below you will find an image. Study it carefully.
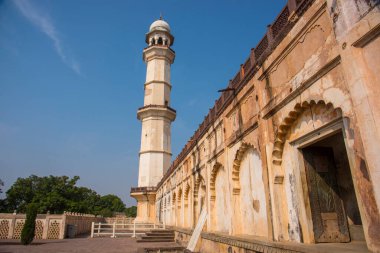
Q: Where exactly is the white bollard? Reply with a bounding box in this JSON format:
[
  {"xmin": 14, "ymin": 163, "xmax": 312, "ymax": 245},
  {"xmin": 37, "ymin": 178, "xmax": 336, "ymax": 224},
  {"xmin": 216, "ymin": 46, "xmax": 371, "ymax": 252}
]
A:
[
  {"xmin": 111, "ymin": 222, "xmax": 116, "ymax": 238},
  {"xmin": 91, "ymin": 222, "xmax": 94, "ymax": 238},
  {"xmin": 132, "ymin": 220, "xmax": 136, "ymax": 238}
]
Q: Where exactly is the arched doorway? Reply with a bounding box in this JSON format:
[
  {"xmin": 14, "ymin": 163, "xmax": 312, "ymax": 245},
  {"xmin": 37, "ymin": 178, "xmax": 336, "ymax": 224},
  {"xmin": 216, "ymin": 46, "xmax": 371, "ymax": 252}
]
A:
[
  {"xmin": 274, "ymin": 101, "xmax": 364, "ymax": 243},
  {"xmin": 301, "ymin": 132, "xmax": 361, "ymax": 242}
]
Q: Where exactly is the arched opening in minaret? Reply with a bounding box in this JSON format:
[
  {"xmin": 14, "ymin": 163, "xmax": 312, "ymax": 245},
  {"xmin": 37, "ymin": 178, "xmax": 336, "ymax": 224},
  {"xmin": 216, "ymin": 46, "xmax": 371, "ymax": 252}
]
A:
[{"xmin": 157, "ymin": 37, "xmax": 163, "ymax": 45}]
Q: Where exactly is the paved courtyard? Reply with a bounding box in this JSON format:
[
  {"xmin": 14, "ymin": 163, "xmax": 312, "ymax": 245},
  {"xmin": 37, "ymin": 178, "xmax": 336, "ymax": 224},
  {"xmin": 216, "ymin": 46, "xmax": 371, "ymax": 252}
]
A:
[
  {"xmin": 0, "ymin": 237, "xmax": 182, "ymax": 253},
  {"xmin": 0, "ymin": 237, "xmax": 371, "ymax": 253}
]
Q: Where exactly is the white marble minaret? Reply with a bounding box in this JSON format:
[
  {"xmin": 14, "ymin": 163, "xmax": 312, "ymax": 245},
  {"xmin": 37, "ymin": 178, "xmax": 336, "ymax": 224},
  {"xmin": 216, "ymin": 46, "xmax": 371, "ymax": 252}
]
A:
[
  {"xmin": 137, "ymin": 18, "xmax": 176, "ymax": 187},
  {"xmin": 131, "ymin": 18, "xmax": 176, "ymax": 222}
]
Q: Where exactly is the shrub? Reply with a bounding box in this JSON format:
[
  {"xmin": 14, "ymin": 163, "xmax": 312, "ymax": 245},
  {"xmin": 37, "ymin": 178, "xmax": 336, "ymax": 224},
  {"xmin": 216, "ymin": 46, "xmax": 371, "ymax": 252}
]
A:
[{"xmin": 21, "ymin": 203, "xmax": 38, "ymax": 245}]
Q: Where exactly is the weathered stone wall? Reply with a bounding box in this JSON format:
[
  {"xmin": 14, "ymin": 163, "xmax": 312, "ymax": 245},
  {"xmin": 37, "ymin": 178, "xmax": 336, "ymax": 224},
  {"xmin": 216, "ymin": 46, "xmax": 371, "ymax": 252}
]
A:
[{"xmin": 153, "ymin": 0, "xmax": 380, "ymax": 252}]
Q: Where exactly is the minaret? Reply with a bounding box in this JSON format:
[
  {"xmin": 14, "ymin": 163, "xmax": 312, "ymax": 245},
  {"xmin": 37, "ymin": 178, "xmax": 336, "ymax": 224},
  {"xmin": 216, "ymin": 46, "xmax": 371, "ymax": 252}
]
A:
[
  {"xmin": 131, "ymin": 18, "xmax": 176, "ymax": 222},
  {"xmin": 138, "ymin": 18, "xmax": 176, "ymax": 187}
]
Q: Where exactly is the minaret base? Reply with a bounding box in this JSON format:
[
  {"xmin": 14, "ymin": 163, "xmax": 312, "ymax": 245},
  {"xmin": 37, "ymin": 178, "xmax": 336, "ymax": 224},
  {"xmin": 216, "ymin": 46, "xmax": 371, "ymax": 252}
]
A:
[{"xmin": 130, "ymin": 187, "xmax": 157, "ymax": 223}]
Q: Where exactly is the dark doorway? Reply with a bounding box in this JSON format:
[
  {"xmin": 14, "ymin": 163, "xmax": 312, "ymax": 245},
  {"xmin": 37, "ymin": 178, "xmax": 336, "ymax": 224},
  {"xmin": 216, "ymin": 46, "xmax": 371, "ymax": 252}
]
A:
[{"xmin": 302, "ymin": 132, "xmax": 362, "ymax": 243}]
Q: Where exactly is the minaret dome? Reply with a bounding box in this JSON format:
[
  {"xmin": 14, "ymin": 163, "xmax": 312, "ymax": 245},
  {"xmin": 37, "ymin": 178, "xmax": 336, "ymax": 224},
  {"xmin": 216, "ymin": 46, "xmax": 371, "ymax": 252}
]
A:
[{"xmin": 146, "ymin": 18, "xmax": 174, "ymax": 47}]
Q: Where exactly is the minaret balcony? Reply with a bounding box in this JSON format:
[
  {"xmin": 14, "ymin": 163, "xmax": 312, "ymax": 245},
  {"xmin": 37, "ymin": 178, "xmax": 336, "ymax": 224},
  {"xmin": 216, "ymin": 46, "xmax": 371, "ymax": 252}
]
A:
[
  {"xmin": 137, "ymin": 104, "xmax": 176, "ymax": 121},
  {"xmin": 143, "ymin": 45, "xmax": 175, "ymax": 63}
]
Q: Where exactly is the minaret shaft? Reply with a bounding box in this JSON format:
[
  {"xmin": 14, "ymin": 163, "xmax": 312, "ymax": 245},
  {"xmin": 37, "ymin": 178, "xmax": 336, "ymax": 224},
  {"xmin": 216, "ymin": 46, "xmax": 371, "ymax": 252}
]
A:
[
  {"xmin": 131, "ymin": 18, "xmax": 175, "ymax": 223},
  {"xmin": 137, "ymin": 30, "xmax": 176, "ymax": 188}
]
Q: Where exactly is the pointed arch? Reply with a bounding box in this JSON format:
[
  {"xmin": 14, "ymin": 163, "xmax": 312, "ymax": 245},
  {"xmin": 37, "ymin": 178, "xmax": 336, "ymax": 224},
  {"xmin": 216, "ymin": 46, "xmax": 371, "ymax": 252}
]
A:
[
  {"xmin": 177, "ymin": 188, "xmax": 182, "ymax": 205},
  {"xmin": 231, "ymin": 142, "xmax": 255, "ymax": 194},
  {"xmin": 210, "ymin": 162, "xmax": 223, "ymax": 200},
  {"xmin": 271, "ymin": 100, "xmax": 342, "ymax": 167},
  {"xmin": 184, "ymin": 182, "xmax": 191, "ymax": 200},
  {"xmin": 193, "ymin": 173, "xmax": 203, "ymax": 198},
  {"xmin": 172, "ymin": 192, "xmax": 176, "ymax": 207}
]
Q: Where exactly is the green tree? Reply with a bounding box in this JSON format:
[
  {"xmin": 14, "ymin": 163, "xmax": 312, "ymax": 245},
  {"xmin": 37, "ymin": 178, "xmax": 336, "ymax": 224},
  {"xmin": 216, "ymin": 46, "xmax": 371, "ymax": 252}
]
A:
[
  {"xmin": 21, "ymin": 203, "xmax": 38, "ymax": 245},
  {"xmin": 0, "ymin": 179, "xmax": 5, "ymax": 212},
  {"xmin": 4, "ymin": 175, "xmax": 101, "ymax": 214},
  {"xmin": 3, "ymin": 175, "xmax": 127, "ymax": 216},
  {"xmin": 125, "ymin": 206, "xmax": 137, "ymax": 217},
  {"xmin": 93, "ymin": 194, "xmax": 126, "ymax": 217},
  {"xmin": 0, "ymin": 178, "xmax": 3, "ymax": 194},
  {"xmin": 99, "ymin": 194, "xmax": 126, "ymax": 212}
]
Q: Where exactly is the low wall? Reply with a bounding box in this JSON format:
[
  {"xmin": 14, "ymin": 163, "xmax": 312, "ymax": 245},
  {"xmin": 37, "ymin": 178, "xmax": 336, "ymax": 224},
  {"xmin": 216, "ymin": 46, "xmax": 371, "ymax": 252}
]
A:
[
  {"xmin": 0, "ymin": 212, "xmax": 104, "ymax": 239},
  {"xmin": 104, "ymin": 217, "xmax": 134, "ymax": 224}
]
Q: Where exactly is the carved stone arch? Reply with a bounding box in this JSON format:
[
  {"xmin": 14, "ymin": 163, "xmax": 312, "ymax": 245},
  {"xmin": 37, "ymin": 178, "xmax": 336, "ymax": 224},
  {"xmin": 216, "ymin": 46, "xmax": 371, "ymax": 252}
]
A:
[
  {"xmin": 271, "ymin": 100, "xmax": 342, "ymax": 168},
  {"xmin": 184, "ymin": 183, "xmax": 191, "ymax": 200},
  {"xmin": 172, "ymin": 191, "xmax": 176, "ymax": 206},
  {"xmin": 231, "ymin": 142, "xmax": 255, "ymax": 194},
  {"xmin": 177, "ymin": 187, "xmax": 183, "ymax": 205},
  {"xmin": 210, "ymin": 162, "xmax": 223, "ymax": 201},
  {"xmin": 193, "ymin": 173, "xmax": 204, "ymax": 198}
]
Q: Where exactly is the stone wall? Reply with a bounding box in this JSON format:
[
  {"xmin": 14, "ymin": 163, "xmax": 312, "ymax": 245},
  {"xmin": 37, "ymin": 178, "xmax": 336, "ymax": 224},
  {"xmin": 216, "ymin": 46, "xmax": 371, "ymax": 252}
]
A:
[
  {"xmin": 64, "ymin": 212, "xmax": 105, "ymax": 237},
  {"xmin": 104, "ymin": 217, "xmax": 134, "ymax": 224},
  {"xmin": 152, "ymin": 0, "xmax": 380, "ymax": 252},
  {"xmin": 0, "ymin": 212, "xmax": 104, "ymax": 239}
]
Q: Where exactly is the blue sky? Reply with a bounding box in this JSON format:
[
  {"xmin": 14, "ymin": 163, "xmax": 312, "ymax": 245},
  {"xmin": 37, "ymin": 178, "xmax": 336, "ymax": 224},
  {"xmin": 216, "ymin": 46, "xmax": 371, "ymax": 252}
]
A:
[{"xmin": 0, "ymin": 0, "xmax": 286, "ymax": 206}]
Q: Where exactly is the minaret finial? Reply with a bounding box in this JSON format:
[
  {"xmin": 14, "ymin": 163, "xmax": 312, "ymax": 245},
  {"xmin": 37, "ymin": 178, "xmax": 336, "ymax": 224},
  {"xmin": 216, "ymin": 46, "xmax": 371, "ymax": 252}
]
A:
[{"xmin": 159, "ymin": 12, "xmax": 163, "ymax": 20}]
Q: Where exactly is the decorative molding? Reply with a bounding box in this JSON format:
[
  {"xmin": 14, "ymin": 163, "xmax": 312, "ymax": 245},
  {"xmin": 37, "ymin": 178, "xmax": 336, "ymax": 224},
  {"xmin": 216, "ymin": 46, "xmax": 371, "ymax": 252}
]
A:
[
  {"xmin": 289, "ymin": 117, "xmax": 343, "ymax": 147},
  {"xmin": 231, "ymin": 142, "xmax": 256, "ymax": 194},
  {"xmin": 143, "ymin": 45, "xmax": 175, "ymax": 63},
  {"xmin": 144, "ymin": 79, "xmax": 172, "ymax": 89},
  {"xmin": 271, "ymin": 100, "xmax": 341, "ymax": 169},
  {"xmin": 209, "ymin": 162, "xmax": 223, "ymax": 201},
  {"xmin": 137, "ymin": 105, "xmax": 176, "ymax": 121},
  {"xmin": 139, "ymin": 150, "xmax": 172, "ymax": 156},
  {"xmin": 352, "ymin": 23, "xmax": 380, "ymax": 48}
]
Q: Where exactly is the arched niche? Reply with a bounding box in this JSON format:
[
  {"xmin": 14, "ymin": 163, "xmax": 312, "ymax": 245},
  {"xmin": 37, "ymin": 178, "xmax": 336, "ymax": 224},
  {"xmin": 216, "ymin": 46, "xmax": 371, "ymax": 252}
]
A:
[
  {"xmin": 271, "ymin": 100, "xmax": 342, "ymax": 176},
  {"xmin": 269, "ymin": 99, "xmax": 352, "ymax": 243},
  {"xmin": 234, "ymin": 146, "xmax": 268, "ymax": 236},
  {"xmin": 231, "ymin": 142, "xmax": 256, "ymax": 194},
  {"xmin": 210, "ymin": 162, "xmax": 229, "ymax": 233},
  {"xmin": 210, "ymin": 162, "xmax": 223, "ymax": 201}
]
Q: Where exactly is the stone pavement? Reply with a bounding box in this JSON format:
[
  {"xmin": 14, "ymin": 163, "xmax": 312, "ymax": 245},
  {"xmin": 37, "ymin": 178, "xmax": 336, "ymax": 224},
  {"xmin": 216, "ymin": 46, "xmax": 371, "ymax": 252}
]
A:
[
  {"xmin": 0, "ymin": 237, "xmax": 182, "ymax": 253},
  {"xmin": 0, "ymin": 237, "xmax": 370, "ymax": 253}
]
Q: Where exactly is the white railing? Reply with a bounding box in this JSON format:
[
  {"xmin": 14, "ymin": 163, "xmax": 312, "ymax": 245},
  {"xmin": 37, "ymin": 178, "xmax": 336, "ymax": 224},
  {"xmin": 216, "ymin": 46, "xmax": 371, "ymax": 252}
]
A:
[{"xmin": 90, "ymin": 221, "xmax": 166, "ymax": 238}]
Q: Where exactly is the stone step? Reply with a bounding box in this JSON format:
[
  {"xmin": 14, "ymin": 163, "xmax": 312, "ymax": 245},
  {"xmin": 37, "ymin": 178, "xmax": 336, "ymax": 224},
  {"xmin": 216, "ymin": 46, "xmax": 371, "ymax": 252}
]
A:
[
  {"xmin": 145, "ymin": 232, "xmax": 174, "ymax": 236},
  {"xmin": 149, "ymin": 229, "xmax": 174, "ymax": 233},
  {"xmin": 136, "ymin": 229, "xmax": 175, "ymax": 242},
  {"xmin": 140, "ymin": 235, "xmax": 174, "ymax": 239},
  {"xmin": 141, "ymin": 234, "xmax": 174, "ymax": 237},
  {"xmin": 136, "ymin": 238, "xmax": 175, "ymax": 243},
  {"xmin": 136, "ymin": 229, "xmax": 175, "ymax": 243}
]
